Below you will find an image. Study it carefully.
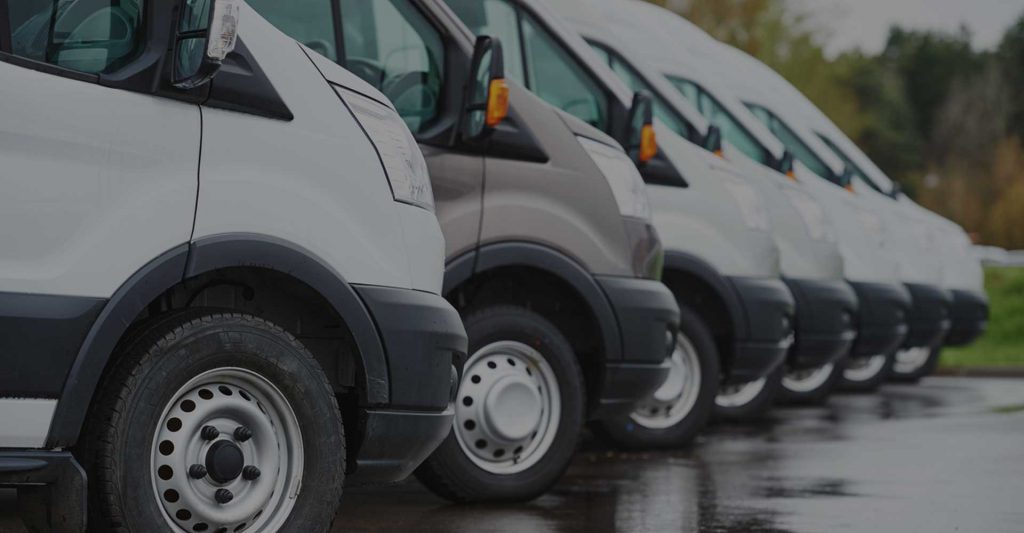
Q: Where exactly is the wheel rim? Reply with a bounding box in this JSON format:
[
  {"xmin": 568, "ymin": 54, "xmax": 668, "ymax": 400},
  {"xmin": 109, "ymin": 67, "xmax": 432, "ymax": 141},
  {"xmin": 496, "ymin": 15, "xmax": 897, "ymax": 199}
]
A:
[
  {"xmin": 715, "ymin": 378, "xmax": 767, "ymax": 408},
  {"xmin": 782, "ymin": 363, "xmax": 836, "ymax": 394},
  {"xmin": 453, "ymin": 341, "xmax": 560, "ymax": 475},
  {"xmin": 843, "ymin": 354, "xmax": 888, "ymax": 382},
  {"xmin": 892, "ymin": 346, "xmax": 931, "ymax": 375},
  {"xmin": 152, "ymin": 368, "xmax": 303, "ymax": 533},
  {"xmin": 629, "ymin": 334, "xmax": 702, "ymax": 429}
]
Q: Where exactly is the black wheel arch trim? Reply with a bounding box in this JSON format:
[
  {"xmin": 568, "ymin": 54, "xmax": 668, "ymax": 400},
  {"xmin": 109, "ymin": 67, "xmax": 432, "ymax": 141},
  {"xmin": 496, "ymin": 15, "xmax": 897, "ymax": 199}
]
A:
[
  {"xmin": 444, "ymin": 242, "xmax": 623, "ymax": 361},
  {"xmin": 661, "ymin": 251, "xmax": 747, "ymax": 339},
  {"xmin": 46, "ymin": 234, "xmax": 389, "ymax": 448}
]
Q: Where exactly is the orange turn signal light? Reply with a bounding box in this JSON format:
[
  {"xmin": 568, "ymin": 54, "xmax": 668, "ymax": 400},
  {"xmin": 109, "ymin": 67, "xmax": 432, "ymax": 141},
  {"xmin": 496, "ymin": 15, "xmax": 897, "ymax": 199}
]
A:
[
  {"xmin": 845, "ymin": 183, "xmax": 855, "ymax": 193},
  {"xmin": 639, "ymin": 124, "xmax": 658, "ymax": 163},
  {"xmin": 486, "ymin": 78, "xmax": 510, "ymax": 128},
  {"xmin": 786, "ymin": 169, "xmax": 798, "ymax": 182},
  {"xmin": 713, "ymin": 149, "xmax": 724, "ymax": 159}
]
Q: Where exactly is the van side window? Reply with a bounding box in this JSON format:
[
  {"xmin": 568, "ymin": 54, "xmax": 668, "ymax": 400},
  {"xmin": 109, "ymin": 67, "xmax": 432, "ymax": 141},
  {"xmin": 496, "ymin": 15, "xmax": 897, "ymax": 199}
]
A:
[
  {"xmin": 669, "ymin": 77, "xmax": 771, "ymax": 166},
  {"xmin": 747, "ymin": 103, "xmax": 832, "ymax": 179},
  {"xmin": 247, "ymin": 0, "xmax": 339, "ymax": 61},
  {"xmin": 5, "ymin": 0, "xmax": 143, "ymax": 74},
  {"xmin": 444, "ymin": 0, "xmax": 525, "ymax": 85},
  {"xmin": 586, "ymin": 42, "xmax": 694, "ymax": 141},
  {"xmin": 338, "ymin": 0, "xmax": 445, "ymax": 134},
  {"xmin": 518, "ymin": 13, "xmax": 608, "ymax": 130}
]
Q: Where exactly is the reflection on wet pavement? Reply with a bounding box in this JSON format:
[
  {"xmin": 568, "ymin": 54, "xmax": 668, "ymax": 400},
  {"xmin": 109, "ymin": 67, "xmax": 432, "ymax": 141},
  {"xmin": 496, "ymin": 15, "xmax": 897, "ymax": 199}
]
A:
[{"xmin": 2, "ymin": 378, "xmax": 1023, "ymax": 532}]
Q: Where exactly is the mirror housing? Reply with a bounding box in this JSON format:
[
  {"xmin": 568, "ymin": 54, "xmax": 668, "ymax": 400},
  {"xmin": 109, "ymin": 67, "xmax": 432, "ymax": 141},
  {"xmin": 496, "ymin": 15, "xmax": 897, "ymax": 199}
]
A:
[
  {"xmin": 777, "ymin": 151, "xmax": 797, "ymax": 181},
  {"xmin": 462, "ymin": 36, "xmax": 509, "ymax": 141},
  {"xmin": 838, "ymin": 167, "xmax": 855, "ymax": 192},
  {"xmin": 703, "ymin": 125, "xmax": 723, "ymax": 158},
  {"xmin": 627, "ymin": 91, "xmax": 657, "ymax": 164},
  {"xmin": 173, "ymin": 0, "xmax": 241, "ymax": 89}
]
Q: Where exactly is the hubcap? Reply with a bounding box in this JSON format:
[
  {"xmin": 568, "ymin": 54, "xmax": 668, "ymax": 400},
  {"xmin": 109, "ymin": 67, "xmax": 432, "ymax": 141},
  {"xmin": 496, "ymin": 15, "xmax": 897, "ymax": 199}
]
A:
[
  {"xmin": 152, "ymin": 368, "xmax": 303, "ymax": 533},
  {"xmin": 843, "ymin": 354, "xmax": 888, "ymax": 382},
  {"xmin": 630, "ymin": 335, "xmax": 702, "ymax": 429},
  {"xmin": 892, "ymin": 346, "xmax": 931, "ymax": 375},
  {"xmin": 716, "ymin": 378, "xmax": 767, "ymax": 408},
  {"xmin": 783, "ymin": 363, "xmax": 836, "ymax": 394},
  {"xmin": 454, "ymin": 341, "xmax": 560, "ymax": 475}
]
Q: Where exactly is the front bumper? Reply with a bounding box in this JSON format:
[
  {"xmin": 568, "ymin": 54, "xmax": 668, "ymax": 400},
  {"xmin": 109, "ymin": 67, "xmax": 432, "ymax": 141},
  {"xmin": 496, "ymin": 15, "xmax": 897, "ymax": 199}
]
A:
[
  {"xmin": 726, "ymin": 277, "xmax": 795, "ymax": 384},
  {"xmin": 848, "ymin": 281, "xmax": 911, "ymax": 357},
  {"xmin": 591, "ymin": 276, "xmax": 679, "ymax": 418},
  {"xmin": 903, "ymin": 283, "xmax": 953, "ymax": 349},
  {"xmin": 347, "ymin": 286, "xmax": 466, "ymax": 484},
  {"xmin": 783, "ymin": 278, "xmax": 859, "ymax": 370},
  {"xmin": 945, "ymin": 289, "xmax": 988, "ymax": 347}
]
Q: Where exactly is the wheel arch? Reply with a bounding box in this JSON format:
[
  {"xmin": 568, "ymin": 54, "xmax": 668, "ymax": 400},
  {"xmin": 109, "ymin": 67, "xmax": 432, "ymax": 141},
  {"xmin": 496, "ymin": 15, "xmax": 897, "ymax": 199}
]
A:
[{"xmin": 46, "ymin": 233, "xmax": 389, "ymax": 448}]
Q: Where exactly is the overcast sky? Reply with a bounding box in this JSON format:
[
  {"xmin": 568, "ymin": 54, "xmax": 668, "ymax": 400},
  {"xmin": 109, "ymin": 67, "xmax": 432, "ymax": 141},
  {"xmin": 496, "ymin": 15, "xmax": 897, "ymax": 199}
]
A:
[{"xmin": 790, "ymin": 0, "xmax": 1024, "ymax": 57}]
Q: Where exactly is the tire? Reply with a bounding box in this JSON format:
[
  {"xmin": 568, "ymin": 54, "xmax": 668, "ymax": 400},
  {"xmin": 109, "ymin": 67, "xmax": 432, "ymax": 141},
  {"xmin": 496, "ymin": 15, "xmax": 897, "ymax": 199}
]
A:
[
  {"xmin": 713, "ymin": 365, "xmax": 784, "ymax": 422},
  {"xmin": 78, "ymin": 310, "xmax": 345, "ymax": 533},
  {"xmin": 779, "ymin": 361, "xmax": 843, "ymax": 406},
  {"xmin": 839, "ymin": 352, "xmax": 894, "ymax": 393},
  {"xmin": 415, "ymin": 305, "xmax": 585, "ymax": 502},
  {"xmin": 592, "ymin": 305, "xmax": 719, "ymax": 449},
  {"xmin": 888, "ymin": 346, "xmax": 942, "ymax": 383}
]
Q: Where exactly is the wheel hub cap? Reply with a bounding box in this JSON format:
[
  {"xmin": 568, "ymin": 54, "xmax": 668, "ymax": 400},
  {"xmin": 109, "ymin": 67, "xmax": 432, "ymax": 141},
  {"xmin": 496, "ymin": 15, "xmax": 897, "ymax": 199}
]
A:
[
  {"xmin": 454, "ymin": 341, "xmax": 561, "ymax": 475},
  {"xmin": 843, "ymin": 354, "xmax": 888, "ymax": 382},
  {"xmin": 715, "ymin": 378, "xmax": 768, "ymax": 408},
  {"xmin": 630, "ymin": 335, "xmax": 702, "ymax": 430},
  {"xmin": 205, "ymin": 441, "xmax": 245, "ymax": 484},
  {"xmin": 893, "ymin": 346, "xmax": 931, "ymax": 374},
  {"xmin": 783, "ymin": 363, "xmax": 835, "ymax": 393}
]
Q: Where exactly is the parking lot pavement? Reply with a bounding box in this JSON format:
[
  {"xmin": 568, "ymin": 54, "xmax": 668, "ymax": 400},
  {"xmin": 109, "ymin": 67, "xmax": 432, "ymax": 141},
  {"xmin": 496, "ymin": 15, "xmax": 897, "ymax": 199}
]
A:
[{"xmin": 3, "ymin": 377, "xmax": 1023, "ymax": 532}]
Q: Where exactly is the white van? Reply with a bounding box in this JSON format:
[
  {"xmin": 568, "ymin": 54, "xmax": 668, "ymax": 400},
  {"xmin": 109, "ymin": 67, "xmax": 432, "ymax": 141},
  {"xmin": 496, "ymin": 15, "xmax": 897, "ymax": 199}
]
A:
[
  {"xmin": 0, "ymin": 2, "xmax": 466, "ymax": 531},
  {"xmin": 556, "ymin": 0, "xmax": 863, "ymax": 411},
  {"xmin": 446, "ymin": 0, "xmax": 797, "ymax": 445},
  {"xmin": 703, "ymin": 40, "xmax": 957, "ymax": 384}
]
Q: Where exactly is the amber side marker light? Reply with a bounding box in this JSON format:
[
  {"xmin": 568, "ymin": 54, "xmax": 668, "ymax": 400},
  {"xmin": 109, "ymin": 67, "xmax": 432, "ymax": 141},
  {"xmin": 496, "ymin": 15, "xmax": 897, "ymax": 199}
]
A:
[
  {"xmin": 786, "ymin": 169, "xmax": 798, "ymax": 182},
  {"xmin": 845, "ymin": 183, "xmax": 855, "ymax": 193},
  {"xmin": 486, "ymin": 78, "xmax": 510, "ymax": 128},
  {"xmin": 639, "ymin": 124, "xmax": 658, "ymax": 163}
]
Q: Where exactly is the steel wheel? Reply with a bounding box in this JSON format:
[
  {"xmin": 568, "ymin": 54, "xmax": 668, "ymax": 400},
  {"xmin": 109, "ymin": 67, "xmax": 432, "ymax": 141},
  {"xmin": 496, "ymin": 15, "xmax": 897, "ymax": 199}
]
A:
[
  {"xmin": 716, "ymin": 378, "xmax": 768, "ymax": 408},
  {"xmin": 630, "ymin": 335, "xmax": 702, "ymax": 430},
  {"xmin": 783, "ymin": 363, "xmax": 836, "ymax": 393},
  {"xmin": 843, "ymin": 354, "xmax": 889, "ymax": 382},
  {"xmin": 892, "ymin": 346, "xmax": 932, "ymax": 375},
  {"xmin": 152, "ymin": 367, "xmax": 303, "ymax": 533},
  {"xmin": 453, "ymin": 341, "xmax": 561, "ymax": 475}
]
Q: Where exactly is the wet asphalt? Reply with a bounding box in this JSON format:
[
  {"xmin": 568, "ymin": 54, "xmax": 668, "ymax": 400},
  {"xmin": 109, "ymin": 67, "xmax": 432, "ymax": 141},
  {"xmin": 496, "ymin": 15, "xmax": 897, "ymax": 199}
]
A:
[{"xmin": 3, "ymin": 377, "xmax": 1023, "ymax": 532}]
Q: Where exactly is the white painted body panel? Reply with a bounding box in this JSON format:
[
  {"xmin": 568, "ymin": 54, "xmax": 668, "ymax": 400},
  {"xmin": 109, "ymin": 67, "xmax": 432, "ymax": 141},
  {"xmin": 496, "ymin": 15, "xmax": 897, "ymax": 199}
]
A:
[
  {"xmin": 0, "ymin": 61, "xmax": 199, "ymax": 298},
  {"xmin": 0, "ymin": 399, "xmax": 57, "ymax": 448},
  {"xmin": 194, "ymin": 6, "xmax": 445, "ymax": 294}
]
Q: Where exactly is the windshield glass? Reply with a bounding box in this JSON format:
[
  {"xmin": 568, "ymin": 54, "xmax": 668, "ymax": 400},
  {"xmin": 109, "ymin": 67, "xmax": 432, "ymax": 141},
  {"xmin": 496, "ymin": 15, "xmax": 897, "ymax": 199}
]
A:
[
  {"xmin": 746, "ymin": 103, "xmax": 833, "ymax": 180},
  {"xmin": 667, "ymin": 76, "xmax": 771, "ymax": 166},
  {"xmin": 816, "ymin": 133, "xmax": 891, "ymax": 194}
]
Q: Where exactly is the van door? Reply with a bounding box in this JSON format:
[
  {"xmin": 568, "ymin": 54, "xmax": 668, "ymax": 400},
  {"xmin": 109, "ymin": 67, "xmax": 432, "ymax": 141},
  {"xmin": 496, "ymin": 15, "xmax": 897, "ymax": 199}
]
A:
[
  {"xmin": 250, "ymin": 0, "xmax": 485, "ymax": 260},
  {"xmin": 0, "ymin": 1, "xmax": 199, "ymax": 416}
]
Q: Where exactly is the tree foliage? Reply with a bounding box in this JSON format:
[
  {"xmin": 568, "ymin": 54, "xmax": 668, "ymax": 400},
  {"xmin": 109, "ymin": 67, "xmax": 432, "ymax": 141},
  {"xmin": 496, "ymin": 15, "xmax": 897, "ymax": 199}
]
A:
[{"xmin": 644, "ymin": 0, "xmax": 1024, "ymax": 247}]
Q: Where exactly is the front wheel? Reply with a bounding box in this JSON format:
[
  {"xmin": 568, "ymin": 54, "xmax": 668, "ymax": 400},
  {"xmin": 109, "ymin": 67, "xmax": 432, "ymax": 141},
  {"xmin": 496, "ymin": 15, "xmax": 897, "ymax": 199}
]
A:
[
  {"xmin": 714, "ymin": 366, "xmax": 783, "ymax": 422},
  {"xmin": 415, "ymin": 306, "xmax": 584, "ymax": 502},
  {"xmin": 889, "ymin": 346, "xmax": 941, "ymax": 383},
  {"xmin": 79, "ymin": 311, "xmax": 345, "ymax": 533},
  {"xmin": 779, "ymin": 362, "xmax": 842, "ymax": 405},
  {"xmin": 593, "ymin": 306, "xmax": 719, "ymax": 449}
]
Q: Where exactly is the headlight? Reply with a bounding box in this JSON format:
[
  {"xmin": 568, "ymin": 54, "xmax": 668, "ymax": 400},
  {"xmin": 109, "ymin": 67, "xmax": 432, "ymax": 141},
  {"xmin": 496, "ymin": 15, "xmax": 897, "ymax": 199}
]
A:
[
  {"xmin": 577, "ymin": 136, "xmax": 652, "ymax": 220},
  {"xmin": 782, "ymin": 188, "xmax": 835, "ymax": 241},
  {"xmin": 335, "ymin": 86, "xmax": 435, "ymax": 212}
]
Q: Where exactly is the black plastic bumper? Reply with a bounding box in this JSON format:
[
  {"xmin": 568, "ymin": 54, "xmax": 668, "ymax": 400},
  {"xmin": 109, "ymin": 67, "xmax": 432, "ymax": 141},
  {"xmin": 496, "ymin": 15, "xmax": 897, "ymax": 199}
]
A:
[
  {"xmin": 848, "ymin": 281, "xmax": 911, "ymax": 357},
  {"xmin": 945, "ymin": 289, "xmax": 989, "ymax": 347},
  {"xmin": 0, "ymin": 451, "xmax": 85, "ymax": 533},
  {"xmin": 783, "ymin": 278, "xmax": 859, "ymax": 370},
  {"xmin": 726, "ymin": 277, "xmax": 795, "ymax": 384},
  {"xmin": 903, "ymin": 283, "xmax": 953, "ymax": 349},
  {"xmin": 591, "ymin": 276, "xmax": 679, "ymax": 418},
  {"xmin": 350, "ymin": 286, "xmax": 466, "ymax": 484}
]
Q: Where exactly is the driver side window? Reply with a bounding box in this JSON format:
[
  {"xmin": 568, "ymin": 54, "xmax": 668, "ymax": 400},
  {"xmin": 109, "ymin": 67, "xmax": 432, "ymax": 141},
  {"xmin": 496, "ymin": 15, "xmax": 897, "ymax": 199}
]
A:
[
  {"xmin": 338, "ymin": 0, "xmax": 445, "ymax": 134},
  {"xmin": 5, "ymin": 0, "xmax": 143, "ymax": 74}
]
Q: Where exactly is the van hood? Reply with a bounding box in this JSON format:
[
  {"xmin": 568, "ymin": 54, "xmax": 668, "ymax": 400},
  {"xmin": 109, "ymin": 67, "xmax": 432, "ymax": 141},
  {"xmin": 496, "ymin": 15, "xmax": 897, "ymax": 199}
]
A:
[{"xmin": 553, "ymin": 108, "xmax": 622, "ymax": 149}]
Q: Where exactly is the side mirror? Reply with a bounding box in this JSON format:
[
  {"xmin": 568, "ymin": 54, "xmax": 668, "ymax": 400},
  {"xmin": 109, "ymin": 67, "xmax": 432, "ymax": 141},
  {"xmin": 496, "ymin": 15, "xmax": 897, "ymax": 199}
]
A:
[
  {"xmin": 462, "ymin": 36, "xmax": 510, "ymax": 141},
  {"xmin": 703, "ymin": 125, "xmax": 723, "ymax": 157},
  {"xmin": 173, "ymin": 0, "xmax": 241, "ymax": 89},
  {"xmin": 838, "ymin": 167, "xmax": 855, "ymax": 192},
  {"xmin": 890, "ymin": 181, "xmax": 903, "ymax": 199},
  {"xmin": 777, "ymin": 151, "xmax": 797, "ymax": 181},
  {"xmin": 626, "ymin": 91, "xmax": 657, "ymax": 164}
]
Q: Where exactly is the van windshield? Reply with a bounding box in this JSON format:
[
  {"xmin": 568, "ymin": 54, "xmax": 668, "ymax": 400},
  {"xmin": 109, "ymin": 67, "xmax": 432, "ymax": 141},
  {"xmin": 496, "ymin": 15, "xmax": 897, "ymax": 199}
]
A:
[
  {"xmin": 816, "ymin": 133, "xmax": 891, "ymax": 194},
  {"xmin": 667, "ymin": 76, "xmax": 771, "ymax": 167}
]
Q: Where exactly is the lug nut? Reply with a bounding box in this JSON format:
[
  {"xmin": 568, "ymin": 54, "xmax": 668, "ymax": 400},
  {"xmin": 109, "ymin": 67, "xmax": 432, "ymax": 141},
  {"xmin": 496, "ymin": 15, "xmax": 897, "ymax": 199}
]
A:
[
  {"xmin": 201, "ymin": 426, "xmax": 220, "ymax": 440},
  {"xmin": 188, "ymin": 464, "xmax": 208, "ymax": 479},
  {"xmin": 215, "ymin": 489, "xmax": 233, "ymax": 504},
  {"xmin": 234, "ymin": 426, "xmax": 253, "ymax": 442},
  {"xmin": 242, "ymin": 465, "xmax": 261, "ymax": 480}
]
